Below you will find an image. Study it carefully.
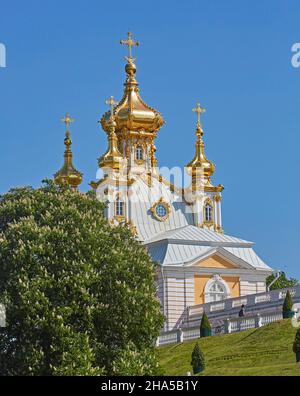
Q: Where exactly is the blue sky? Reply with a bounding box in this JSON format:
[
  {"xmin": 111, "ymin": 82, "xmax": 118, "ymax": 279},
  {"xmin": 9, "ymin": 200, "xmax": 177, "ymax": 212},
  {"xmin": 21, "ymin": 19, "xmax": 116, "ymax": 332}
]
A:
[{"xmin": 1, "ymin": 0, "xmax": 300, "ymax": 279}]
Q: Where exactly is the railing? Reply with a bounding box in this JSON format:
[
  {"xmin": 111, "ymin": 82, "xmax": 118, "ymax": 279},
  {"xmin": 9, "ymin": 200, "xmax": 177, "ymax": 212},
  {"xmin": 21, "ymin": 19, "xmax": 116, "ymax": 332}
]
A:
[
  {"xmin": 229, "ymin": 316, "xmax": 257, "ymax": 333},
  {"xmin": 157, "ymin": 330, "xmax": 178, "ymax": 346},
  {"xmin": 255, "ymin": 294, "xmax": 271, "ymax": 304},
  {"xmin": 210, "ymin": 302, "xmax": 225, "ymax": 312},
  {"xmin": 158, "ymin": 286, "xmax": 300, "ymax": 346},
  {"xmin": 232, "ymin": 298, "xmax": 248, "ymax": 308},
  {"xmin": 183, "ymin": 327, "xmax": 200, "ymax": 341},
  {"xmin": 261, "ymin": 312, "xmax": 282, "ymax": 326},
  {"xmin": 157, "ymin": 326, "xmax": 200, "ymax": 346},
  {"xmin": 188, "ymin": 286, "xmax": 300, "ymax": 320},
  {"xmin": 157, "ymin": 310, "xmax": 287, "ymax": 346},
  {"xmin": 279, "ymin": 289, "xmax": 296, "ymax": 299},
  {"xmin": 225, "ymin": 311, "xmax": 284, "ymax": 334}
]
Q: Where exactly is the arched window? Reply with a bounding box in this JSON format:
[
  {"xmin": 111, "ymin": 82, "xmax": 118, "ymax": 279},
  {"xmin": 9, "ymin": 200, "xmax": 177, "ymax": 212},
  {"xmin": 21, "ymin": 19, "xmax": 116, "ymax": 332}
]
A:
[
  {"xmin": 204, "ymin": 203, "xmax": 213, "ymax": 222},
  {"xmin": 206, "ymin": 282, "xmax": 226, "ymax": 302},
  {"xmin": 136, "ymin": 145, "xmax": 143, "ymax": 161},
  {"xmin": 115, "ymin": 196, "xmax": 124, "ymax": 217},
  {"xmin": 204, "ymin": 275, "xmax": 230, "ymax": 303}
]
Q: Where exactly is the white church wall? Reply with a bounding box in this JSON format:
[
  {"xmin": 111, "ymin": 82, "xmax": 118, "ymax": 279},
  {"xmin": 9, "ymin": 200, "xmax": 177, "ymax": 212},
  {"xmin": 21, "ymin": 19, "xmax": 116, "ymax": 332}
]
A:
[{"xmin": 160, "ymin": 270, "xmax": 195, "ymax": 331}]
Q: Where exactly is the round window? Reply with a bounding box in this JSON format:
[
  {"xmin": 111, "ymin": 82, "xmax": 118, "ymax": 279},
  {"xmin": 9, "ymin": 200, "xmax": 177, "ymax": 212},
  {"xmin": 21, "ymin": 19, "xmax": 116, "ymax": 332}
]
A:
[{"xmin": 155, "ymin": 203, "xmax": 167, "ymax": 218}]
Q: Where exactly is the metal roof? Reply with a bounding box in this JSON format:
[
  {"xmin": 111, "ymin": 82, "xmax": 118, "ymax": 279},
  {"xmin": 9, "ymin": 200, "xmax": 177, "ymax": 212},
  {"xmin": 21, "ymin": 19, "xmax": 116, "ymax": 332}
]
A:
[
  {"xmin": 145, "ymin": 225, "xmax": 271, "ymax": 271},
  {"xmin": 145, "ymin": 225, "xmax": 252, "ymax": 246}
]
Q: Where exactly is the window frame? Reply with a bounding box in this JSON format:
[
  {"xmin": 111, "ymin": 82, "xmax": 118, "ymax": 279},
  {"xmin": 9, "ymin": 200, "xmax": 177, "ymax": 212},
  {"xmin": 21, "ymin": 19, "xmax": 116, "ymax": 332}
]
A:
[
  {"xmin": 136, "ymin": 145, "xmax": 144, "ymax": 161},
  {"xmin": 115, "ymin": 196, "xmax": 125, "ymax": 218}
]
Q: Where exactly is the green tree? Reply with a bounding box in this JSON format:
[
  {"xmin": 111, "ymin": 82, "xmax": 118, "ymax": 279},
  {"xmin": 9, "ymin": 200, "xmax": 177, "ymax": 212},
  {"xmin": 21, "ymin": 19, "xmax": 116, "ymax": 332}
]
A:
[
  {"xmin": 293, "ymin": 328, "xmax": 300, "ymax": 363},
  {"xmin": 191, "ymin": 342, "xmax": 205, "ymax": 374},
  {"xmin": 200, "ymin": 312, "xmax": 212, "ymax": 337},
  {"xmin": 0, "ymin": 181, "xmax": 164, "ymax": 375},
  {"xmin": 266, "ymin": 272, "xmax": 298, "ymax": 291},
  {"xmin": 282, "ymin": 290, "xmax": 294, "ymax": 319}
]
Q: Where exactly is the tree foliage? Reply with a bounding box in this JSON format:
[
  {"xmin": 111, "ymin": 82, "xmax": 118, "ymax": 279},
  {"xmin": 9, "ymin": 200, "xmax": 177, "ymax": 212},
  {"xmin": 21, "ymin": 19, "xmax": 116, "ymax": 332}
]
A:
[
  {"xmin": 266, "ymin": 272, "xmax": 298, "ymax": 291},
  {"xmin": 0, "ymin": 181, "xmax": 164, "ymax": 375},
  {"xmin": 191, "ymin": 342, "xmax": 205, "ymax": 374}
]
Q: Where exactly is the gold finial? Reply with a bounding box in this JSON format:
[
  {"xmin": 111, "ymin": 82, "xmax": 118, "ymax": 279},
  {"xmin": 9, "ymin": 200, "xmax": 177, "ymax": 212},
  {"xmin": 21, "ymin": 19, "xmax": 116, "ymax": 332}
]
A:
[
  {"xmin": 61, "ymin": 113, "xmax": 75, "ymax": 130},
  {"xmin": 54, "ymin": 113, "xmax": 82, "ymax": 190},
  {"xmin": 187, "ymin": 103, "xmax": 215, "ymax": 186},
  {"xmin": 105, "ymin": 96, "xmax": 118, "ymax": 119},
  {"xmin": 120, "ymin": 32, "xmax": 140, "ymax": 61},
  {"xmin": 192, "ymin": 103, "xmax": 206, "ymax": 126},
  {"xmin": 98, "ymin": 96, "xmax": 122, "ymax": 170}
]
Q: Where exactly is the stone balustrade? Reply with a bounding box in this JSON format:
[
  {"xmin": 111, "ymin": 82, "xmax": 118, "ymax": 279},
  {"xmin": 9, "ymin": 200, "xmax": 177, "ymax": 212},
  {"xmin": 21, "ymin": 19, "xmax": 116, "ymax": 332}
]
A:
[{"xmin": 157, "ymin": 286, "xmax": 300, "ymax": 346}]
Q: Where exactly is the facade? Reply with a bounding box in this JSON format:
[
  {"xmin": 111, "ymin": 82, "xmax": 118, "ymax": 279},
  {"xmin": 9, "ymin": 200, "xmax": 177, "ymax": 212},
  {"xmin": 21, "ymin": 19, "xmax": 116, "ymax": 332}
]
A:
[{"xmin": 54, "ymin": 33, "xmax": 273, "ymax": 331}]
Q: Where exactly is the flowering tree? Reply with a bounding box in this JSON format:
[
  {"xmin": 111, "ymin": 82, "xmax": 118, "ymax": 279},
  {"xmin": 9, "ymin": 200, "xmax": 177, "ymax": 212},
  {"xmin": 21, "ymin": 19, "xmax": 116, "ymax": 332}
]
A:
[{"xmin": 0, "ymin": 181, "xmax": 163, "ymax": 375}]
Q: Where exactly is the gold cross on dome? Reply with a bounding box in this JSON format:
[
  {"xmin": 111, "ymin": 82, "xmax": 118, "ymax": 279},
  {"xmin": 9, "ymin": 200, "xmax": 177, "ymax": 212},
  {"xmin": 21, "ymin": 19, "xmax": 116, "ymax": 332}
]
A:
[
  {"xmin": 192, "ymin": 103, "xmax": 206, "ymax": 125},
  {"xmin": 120, "ymin": 32, "xmax": 140, "ymax": 60},
  {"xmin": 61, "ymin": 113, "xmax": 75, "ymax": 129},
  {"xmin": 105, "ymin": 96, "xmax": 118, "ymax": 118}
]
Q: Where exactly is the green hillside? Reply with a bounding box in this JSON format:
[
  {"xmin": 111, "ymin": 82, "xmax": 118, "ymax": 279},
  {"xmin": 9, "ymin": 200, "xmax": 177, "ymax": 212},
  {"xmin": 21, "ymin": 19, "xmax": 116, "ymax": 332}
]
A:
[{"xmin": 157, "ymin": 320, "xmax": 300, "ymax": 376}]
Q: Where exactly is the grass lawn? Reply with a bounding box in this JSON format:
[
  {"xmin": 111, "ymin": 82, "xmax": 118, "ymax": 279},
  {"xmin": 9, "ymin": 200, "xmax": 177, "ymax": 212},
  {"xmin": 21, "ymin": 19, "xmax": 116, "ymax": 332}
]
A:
[{"xmin": 156, "ymin": 319, "xmax": 300, "ymax": 376}]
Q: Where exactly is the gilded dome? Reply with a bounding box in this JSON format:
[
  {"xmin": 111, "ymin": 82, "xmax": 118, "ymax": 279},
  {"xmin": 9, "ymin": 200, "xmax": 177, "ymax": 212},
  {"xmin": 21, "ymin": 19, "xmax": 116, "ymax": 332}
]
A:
[
  {"xmin": 100, "ymin": 59, "xmax": 164, "ymax": 134},
  {"xmin": 54, "ymin": 114, "xmax": 82, "ymax": 190},
  {"xmin": 187, "ymin": 123, "xmax": 215, "ymax": 180},
  {"xmin": 54, "ymin": 131, "xmax": 83, "ymax": 189}
]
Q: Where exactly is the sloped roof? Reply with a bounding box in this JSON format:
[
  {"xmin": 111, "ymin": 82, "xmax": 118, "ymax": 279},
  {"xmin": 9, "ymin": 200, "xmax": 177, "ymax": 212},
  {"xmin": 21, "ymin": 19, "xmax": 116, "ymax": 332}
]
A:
[
  {"xmin": 145, "ymin": 225, "xmax": 272, "ymax": 271},
  {"xmin": 145, "ymin": 224, "xmax": 252, "ymax": 246}
]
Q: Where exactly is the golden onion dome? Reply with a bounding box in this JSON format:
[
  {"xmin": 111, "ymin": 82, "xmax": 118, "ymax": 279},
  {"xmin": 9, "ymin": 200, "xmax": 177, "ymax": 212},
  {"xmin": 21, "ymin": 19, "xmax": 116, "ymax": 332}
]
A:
[
  {"xmin": 54, "ymin": 114, "xmax": 82, "ymax": 190},
  {"xmin": 186, "ymin": 123, "xmax": 215, "ymax": 180},
  {"xmin": 186, "ymin": 103, "xmax": 215, "ymax": 182},
  {"xmin": 100, "ymin": 49, "xmax": 164, "ymax": 134}
]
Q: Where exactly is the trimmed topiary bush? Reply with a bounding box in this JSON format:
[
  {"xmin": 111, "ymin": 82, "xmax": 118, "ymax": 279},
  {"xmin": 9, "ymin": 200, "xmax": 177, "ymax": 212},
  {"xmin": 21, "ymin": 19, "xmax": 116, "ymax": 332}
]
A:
[
  {"xmin": 191, "ymin": 342, "xmax": 205, "ymax": 374},
  {"xmin": 283, "ymin": 290, "xmax": 294, "ymax": 319},
  {"xmin": 293, "ymin": 328, "xmax": 300, "ymax": 363},
  {"xmin": 200, "ymin": 312, "xmax": 212, "ymax": 337}
]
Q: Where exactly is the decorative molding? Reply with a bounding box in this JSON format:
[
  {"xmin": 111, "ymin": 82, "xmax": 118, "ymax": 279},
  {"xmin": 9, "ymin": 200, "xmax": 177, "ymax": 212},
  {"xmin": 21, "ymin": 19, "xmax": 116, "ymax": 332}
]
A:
[
  {"xmin": 213, "ymin": 195, "xmax": 222, "ymax": 202},
  {"xmin": 134, "ymin": 159, "xmax": 145, "ymax": 165},
  {"xmin": 204, "ymin": 274, "xmax": 231, "ymax": 303},
  {"xmin": 150, "ymin": 197, "xmax": 171, "ymax": 222},
  {"xmin": 204, "ymin": 184, "xmax": 224, "ymax": 193},
  {"xmin": 126, "ymin": 220, "xmax": 138, "ymax": 236}
]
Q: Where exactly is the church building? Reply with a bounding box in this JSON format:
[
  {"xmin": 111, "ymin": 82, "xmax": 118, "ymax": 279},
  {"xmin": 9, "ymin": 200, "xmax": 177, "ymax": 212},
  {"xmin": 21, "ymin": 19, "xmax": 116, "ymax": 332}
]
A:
[{"xmin": 54, "ymin": 33, "xmax": 273, "ymax": 331}]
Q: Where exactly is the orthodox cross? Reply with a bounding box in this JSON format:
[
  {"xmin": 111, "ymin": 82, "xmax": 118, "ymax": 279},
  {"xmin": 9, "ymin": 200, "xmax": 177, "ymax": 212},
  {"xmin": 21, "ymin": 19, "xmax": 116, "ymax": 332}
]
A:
[
  {"xmin": 61, "ymin": 113, "xmax": 75, "ymax": 130},
  {"xmin": 105, "ymin": 96, "xmax": 118, "ymax": 119},
  {"xmin": 120, "ymin": 32, "xmax": 140, "ymax": 60},
  {"xmin": 192, "ymin": 103, "xmax": 206, "ymax": 125}
]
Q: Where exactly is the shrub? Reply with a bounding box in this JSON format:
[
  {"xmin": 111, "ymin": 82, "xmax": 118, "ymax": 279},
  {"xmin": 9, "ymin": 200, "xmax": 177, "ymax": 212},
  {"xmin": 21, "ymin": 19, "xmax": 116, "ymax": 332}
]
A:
[
  {"xmin": 293, "ymin": 328, "xmax": 300, "ymax": 358},
  {"xmin": 191, "ymin": 342, "xmax": 205, "ymax": 374},
  {"xmin": 200, "ymin": 312, "xmax": 212, "ymax": 337},
  {"xmin": 282, "ymin": 290, "xmax": 294, "ymax": 319}
]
